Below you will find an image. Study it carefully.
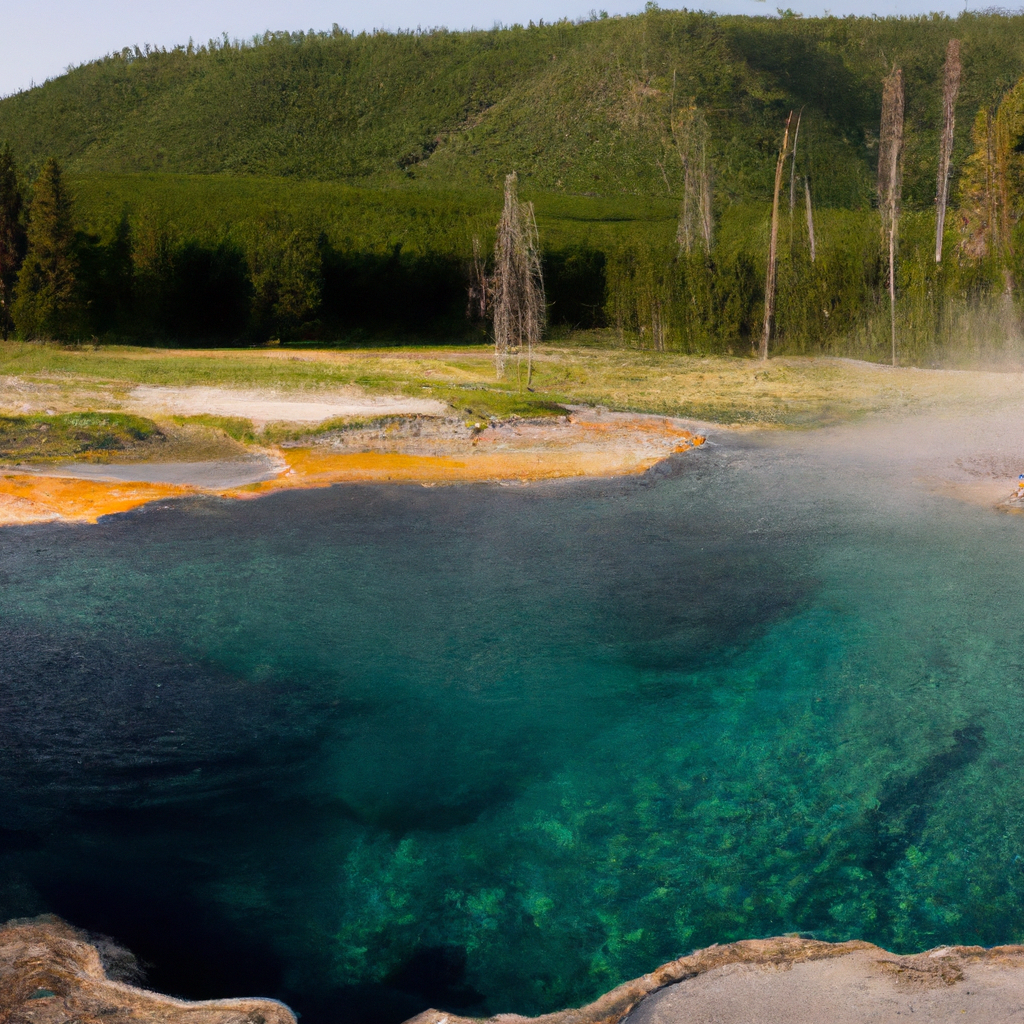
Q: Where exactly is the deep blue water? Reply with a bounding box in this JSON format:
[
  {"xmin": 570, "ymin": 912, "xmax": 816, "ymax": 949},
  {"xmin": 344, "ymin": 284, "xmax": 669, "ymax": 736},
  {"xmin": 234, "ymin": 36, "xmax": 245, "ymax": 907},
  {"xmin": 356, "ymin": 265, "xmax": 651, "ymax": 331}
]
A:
[{"xmin": 2, "ymin": 430, "xmax": 1024, "ymax": 1023}]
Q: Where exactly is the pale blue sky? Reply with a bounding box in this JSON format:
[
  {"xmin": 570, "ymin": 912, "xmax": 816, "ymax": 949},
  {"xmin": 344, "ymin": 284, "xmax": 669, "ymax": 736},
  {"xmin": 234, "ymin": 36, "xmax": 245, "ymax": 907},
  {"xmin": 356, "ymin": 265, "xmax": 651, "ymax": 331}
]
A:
[{"xmin": 0, "ymin": 0, "xmax": 980, "ymax": 99}]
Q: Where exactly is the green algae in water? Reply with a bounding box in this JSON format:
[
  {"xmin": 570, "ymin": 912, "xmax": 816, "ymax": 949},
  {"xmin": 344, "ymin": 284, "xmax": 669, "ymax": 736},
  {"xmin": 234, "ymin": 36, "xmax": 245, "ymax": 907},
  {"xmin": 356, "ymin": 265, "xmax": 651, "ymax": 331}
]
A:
[{"xmin": 2, "ymin": 434, "xmax": 1024, "ymax": 1022}]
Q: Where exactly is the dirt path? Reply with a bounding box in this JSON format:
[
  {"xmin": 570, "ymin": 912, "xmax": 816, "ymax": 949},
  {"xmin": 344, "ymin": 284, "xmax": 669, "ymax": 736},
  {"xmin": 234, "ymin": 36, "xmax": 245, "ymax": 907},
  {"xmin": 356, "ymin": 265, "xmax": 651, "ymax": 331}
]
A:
[{"xmin": 125, "ymin": 385, "xmax": 449, "ymax": 425}]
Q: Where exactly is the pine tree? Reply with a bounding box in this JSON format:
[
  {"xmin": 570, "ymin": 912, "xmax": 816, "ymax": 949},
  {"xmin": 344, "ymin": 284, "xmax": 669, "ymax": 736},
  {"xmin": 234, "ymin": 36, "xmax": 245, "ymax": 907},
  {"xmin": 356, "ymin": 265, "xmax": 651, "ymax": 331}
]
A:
[
  {"xmin": 13, "ymin": 157, "xmax": 80, "ymax": 340},
  {"xmin": 0, "ymin": 145, "xmax": 25, "ymax": 341}
]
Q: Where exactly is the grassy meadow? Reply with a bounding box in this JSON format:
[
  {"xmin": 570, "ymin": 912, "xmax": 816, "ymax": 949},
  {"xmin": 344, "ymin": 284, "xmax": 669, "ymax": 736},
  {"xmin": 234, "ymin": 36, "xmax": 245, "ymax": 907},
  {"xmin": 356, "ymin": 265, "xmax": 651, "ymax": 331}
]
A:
[{"xmin": 3, "ymin": 341, "xmax": 1020, "ymax": 437}]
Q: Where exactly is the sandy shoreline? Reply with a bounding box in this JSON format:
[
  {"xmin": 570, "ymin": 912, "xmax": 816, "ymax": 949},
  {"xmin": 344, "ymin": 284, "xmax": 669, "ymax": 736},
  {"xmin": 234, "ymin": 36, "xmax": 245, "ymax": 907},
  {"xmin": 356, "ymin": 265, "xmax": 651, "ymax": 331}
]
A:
[
  {"xmin": 0, "ymin": 400, "xmax": 708, "ymax": 527},
  {"xmin": 7, "ymin": 362, "xmax": 1024, "ymax": 528}
]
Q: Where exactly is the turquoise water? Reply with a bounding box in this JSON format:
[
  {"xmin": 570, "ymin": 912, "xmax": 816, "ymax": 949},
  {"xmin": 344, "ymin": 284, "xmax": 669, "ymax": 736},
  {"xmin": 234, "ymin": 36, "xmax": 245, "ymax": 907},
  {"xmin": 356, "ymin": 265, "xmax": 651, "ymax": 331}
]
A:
[{"xmin": 2, "ymin": 429, "xmax": 1024, "ymax": 1022}]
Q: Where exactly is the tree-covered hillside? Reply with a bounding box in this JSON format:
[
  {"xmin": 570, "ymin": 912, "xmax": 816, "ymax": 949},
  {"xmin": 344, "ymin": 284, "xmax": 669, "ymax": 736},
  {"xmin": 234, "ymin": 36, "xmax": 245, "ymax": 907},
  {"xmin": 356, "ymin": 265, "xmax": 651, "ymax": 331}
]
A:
[
  {"xmin": 4, "ymin": 11, "xmax": 1024, "ymax": 208},
  {"xmin": 3, "ymin": 11, "xmax": 1024, "ymax": 360}
]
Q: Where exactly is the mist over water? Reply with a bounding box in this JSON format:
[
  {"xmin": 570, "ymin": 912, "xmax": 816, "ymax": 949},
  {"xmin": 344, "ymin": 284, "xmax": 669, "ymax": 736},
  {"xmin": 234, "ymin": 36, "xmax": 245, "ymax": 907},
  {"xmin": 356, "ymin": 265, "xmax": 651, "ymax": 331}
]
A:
[{"xmin": 2, "ymin": 416, "xmax": 1024, "ymax": 1023}]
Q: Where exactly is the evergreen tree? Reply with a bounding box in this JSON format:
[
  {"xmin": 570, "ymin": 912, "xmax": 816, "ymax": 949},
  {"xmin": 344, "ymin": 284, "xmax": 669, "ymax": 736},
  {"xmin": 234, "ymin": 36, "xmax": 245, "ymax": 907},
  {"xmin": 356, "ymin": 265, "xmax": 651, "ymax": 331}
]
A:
[
  {"xmin": 0, "ymin": 144, "xmax": 25, "ymax": 341},
  {"xmin": 13, "ymin": 157, "xmax": 80, "ymax": 339}
]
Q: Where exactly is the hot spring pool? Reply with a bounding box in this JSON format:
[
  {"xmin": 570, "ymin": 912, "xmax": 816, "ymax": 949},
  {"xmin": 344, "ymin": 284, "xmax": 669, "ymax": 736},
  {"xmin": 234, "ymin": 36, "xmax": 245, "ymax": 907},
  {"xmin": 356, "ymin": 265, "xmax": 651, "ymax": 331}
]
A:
[{"xmin": 2, "ymin": 416, "xmax": 1023, "ymax": 1023}]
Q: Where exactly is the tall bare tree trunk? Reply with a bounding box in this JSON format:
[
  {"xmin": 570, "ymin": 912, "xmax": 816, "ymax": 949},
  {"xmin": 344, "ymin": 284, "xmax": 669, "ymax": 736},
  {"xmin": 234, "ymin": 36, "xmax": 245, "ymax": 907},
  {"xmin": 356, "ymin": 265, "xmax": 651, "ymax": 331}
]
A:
[
  {"xmin": 524, "ymin": 202, "xmax": 544, "ymax": 385},
  {"xmin": 789, "ymin": 108, "xmax": 803, "ymax": 216},
  {"xmin": 673, "ymin": 104, "xmax": 713, "ymax": 254},
  {"xmin": 879, "ymin": 67, "xmax": 905, "ymax": 367},
  {"xmin": 467, "ymin": 236, "xmax": 489, "ymax": 320},
  {"xmin": 760, "ymin": 111, "xmax": 793, "ymax": 361},
  {"xmin": 493, "ymin": 172, "xmax": 545, "ymax": 383},
  {"xmin": 935, "ymin": 39, "xmax": 961, "ymax": 263},
  {"xmin": 804, "ymin": 176, "xmax": 816, "ymax": 263},
  {"xmin": 678, "ymin": 157, "xmax": 694, "ymax": 254},
  {"xmin": 699, "ymin": 143, "xmax": 713, "ymax": 249}
]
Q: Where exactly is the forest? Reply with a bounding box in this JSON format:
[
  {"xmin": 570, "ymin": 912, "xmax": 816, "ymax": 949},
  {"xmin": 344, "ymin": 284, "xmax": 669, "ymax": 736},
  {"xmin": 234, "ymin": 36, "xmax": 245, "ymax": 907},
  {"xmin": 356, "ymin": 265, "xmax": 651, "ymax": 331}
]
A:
[{"xmin": 3, "ymin": 10, "xmax": 1024, "ymax": 360}]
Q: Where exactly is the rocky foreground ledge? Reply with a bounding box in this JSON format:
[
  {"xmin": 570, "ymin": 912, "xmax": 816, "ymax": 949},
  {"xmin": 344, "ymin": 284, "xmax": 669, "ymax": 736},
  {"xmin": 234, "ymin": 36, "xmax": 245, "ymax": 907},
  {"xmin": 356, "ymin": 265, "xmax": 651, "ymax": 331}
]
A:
[
  {"xmin": 0, "ymin": 916, "xmax": 294, "ymax": 1024},
  {"xmin": 407, "ymin": 936, "xmax": 1024, "ymax": 1024},
  {"xmin": 6, "ymin": 917, "xmax": 1024, "ymax": 1024}
]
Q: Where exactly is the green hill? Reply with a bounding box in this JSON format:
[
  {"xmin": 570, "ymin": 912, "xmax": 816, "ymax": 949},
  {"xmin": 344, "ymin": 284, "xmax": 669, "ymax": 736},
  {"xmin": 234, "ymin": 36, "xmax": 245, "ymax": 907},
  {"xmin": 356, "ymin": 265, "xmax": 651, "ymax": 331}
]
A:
[{"xmin": 4, "ymin": 12, "xmax": 1024, "ymax": 207}]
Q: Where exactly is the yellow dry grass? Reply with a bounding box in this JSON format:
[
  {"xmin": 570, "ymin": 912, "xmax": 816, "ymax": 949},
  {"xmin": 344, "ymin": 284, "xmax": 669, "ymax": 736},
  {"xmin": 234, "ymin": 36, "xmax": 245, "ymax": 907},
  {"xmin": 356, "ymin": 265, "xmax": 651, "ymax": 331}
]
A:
[{"xmin": 5, "ymin": 341, "xmax": 1024, "ymax": 428}]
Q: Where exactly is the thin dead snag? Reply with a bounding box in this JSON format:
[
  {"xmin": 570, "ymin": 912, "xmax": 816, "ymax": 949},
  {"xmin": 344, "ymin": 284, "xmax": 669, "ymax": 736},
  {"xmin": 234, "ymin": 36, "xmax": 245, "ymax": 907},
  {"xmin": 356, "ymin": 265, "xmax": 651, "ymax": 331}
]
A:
[
  {"xmin": 805, "ymin": 176, "xmax": 816, "ymax": 263},
  {"xmin": 493, "ymin": 172, "xmax": 545, "ymax": 385},
  {"xmin": 760, "ymin": 110, "xmax": 793, "ymax": 361},
  {"xmin": 789, "ymin": 108, "xmax": 803, "ymax": 216},
  {"xmin": 792, "ymin": 113, "xmax": 816, "ymax": 262},
  {"xmin": 673, "ymin": 103, "xmax": 713, "ymax": 253},
  {"xmin": 467, "ymin": 236, "xmax": 489, "ymax": 321},
  {"xmin": 935, "ymin": 39, "xmax": 962, "ymax": 263},
  {"xmin": 879, "ymin": 66, "xmax": 905, "ymax": 366}
]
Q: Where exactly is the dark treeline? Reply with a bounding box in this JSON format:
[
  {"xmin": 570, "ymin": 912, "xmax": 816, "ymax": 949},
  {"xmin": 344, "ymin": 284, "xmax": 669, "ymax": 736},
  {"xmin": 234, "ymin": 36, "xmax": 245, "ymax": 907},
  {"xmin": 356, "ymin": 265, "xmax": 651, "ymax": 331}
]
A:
[
  {"xmin": 76, "ymin": 229, "xmax": 477, "ymax": 345},
  {"xmin": 0, "ymin": 158, "xmax": 615, "ymax": 344},
  {"xmin": 0, "ymin": 157, "xmax": 1015, "ymax": 364},
  {"xmin": 74, "ymin": 228, "xmax": 480, "ymax": 345}
]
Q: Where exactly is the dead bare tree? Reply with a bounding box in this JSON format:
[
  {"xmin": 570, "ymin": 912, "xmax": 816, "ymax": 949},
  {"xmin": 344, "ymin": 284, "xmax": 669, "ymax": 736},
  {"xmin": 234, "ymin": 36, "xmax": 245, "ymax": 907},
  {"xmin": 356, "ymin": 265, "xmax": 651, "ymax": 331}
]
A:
[
  {"xmin": 493, "ymin": 172, "xmax": 545, "ymax": 385},
  {"xmin": 804, "ymin": 176, "xmax": 816, "ymax": 263},
  {"xmin": 935, "ymin": 39, "xmax": 962, "ymax": 263},
  {"xmin": 789, "ymin": 108, "xmax": 804, "ymax": 216},
  {"xmin": 760, "ymin": 111, "xmax": 793, "ymax": 361},
  {"xmin": 467, "ymin": 236, "xmax": 489, "ymax": 321},
  {"xmin": 673, "ymin": 104, "xmax": 713, "ymax": 254},
  {"xmin": 879, "ymin": 66, "xmax": 905, "ymax": 367},
  {"xmin": 699, "ymin": 148, "xmax": 713, "ymax": 251}
]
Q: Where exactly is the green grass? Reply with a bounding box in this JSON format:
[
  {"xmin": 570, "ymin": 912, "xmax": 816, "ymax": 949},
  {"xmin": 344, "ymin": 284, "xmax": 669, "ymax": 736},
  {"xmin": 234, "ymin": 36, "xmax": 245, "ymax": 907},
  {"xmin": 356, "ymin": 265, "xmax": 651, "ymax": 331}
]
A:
[
  {"xmin": 0, "ymin": 343, "xmax": 366, "ymax": 388},
  {"xmin": 418, "ymin": 385, "xmax": 570, "ymax": 423},
  {"xmin": 168, "ymin": 414, "xmax": 259, "ymax": 443},
  {"xmin": 0, "ymin": 411, "xmax": 163, "ymax": 461}
]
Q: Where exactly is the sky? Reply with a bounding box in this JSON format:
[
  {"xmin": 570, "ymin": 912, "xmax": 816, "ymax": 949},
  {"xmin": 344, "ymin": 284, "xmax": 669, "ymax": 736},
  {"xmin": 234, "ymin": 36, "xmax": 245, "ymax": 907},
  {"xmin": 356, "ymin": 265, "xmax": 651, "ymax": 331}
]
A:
[{"xmin": 0, "ymin": 0, "xmax": 984, "ymax": 99}]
